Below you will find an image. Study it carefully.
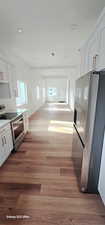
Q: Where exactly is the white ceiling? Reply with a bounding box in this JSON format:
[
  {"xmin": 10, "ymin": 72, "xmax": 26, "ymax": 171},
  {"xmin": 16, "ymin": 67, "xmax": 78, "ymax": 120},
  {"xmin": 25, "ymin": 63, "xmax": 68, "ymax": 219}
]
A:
[{"xmin": 0, "ymin": 0, "xmax": 105, "ymax": 68}]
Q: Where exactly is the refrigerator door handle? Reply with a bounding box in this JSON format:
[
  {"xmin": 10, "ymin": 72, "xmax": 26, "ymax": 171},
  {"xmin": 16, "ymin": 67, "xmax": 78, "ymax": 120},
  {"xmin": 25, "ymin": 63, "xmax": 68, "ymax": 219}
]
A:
[{"xmin": 74, "ymin": 109, "xmax": 77, "ymax": 125}]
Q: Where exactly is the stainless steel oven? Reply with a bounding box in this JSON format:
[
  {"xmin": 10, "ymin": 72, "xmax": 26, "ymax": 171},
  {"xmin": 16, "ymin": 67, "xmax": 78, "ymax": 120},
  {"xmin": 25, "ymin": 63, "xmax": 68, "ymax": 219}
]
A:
[
  {"xmin": 0, "ymin": 105, "xmax": 25, "ymax": 151},
  {"xmin": 11, "ymin": 114, "xmax": 25, "ymax": 151}
]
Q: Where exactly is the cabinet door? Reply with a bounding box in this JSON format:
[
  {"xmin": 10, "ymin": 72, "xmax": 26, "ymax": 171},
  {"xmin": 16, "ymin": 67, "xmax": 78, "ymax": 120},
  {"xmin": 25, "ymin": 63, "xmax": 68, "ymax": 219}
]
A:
[
  {"xmin": 80, "ymin": 33, "xmax": 99, "ymax": 75},
  {"xmin": 4, "ymin": 125, "xmax": 13, "ymax": 155},
  {"xmin": 0, "ymin": 132, "xmax": 10, "ymax": 166},
  {"xmin": 87, "ymin": 34, "xmax": 99, "ymax": 72},
  {"xmin": 98, "ymin": 132, "xmax": 105, "ymax": 205},
  {"xmin": 0, "ymin": 124, "xmax": 13, "ymax": 166},
  {"xmin": 0, "ymin": 59, "xmax": 8, "ymax": 81},
  {"xmin": 98, "ymin": 27, "xmax": 105, "ymax": 70},
  {"xmin": 0, "ymin": 135, "xmax": 5, "ymax": 166},
  {"xmin": 80, "ymin": 46, "xmax": 89, "ymax": 75}
]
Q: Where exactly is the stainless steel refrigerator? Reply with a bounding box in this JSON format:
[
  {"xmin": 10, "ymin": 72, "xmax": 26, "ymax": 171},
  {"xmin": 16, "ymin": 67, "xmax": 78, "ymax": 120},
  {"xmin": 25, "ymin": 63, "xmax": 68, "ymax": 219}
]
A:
[{"xmin": 72, "ymin": 71, "xmax": 105, "ymax": 193}]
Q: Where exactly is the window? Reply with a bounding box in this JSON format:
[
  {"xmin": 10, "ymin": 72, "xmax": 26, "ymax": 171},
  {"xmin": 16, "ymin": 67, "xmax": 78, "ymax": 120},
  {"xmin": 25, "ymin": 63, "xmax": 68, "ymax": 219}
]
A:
[
  {"xmin": 16, "ymin": 80, "xmax": 27, "ymax": 106},
  {"xmin": 48, "ymin": 88, "xmax": 57, "ymax": 97},
  {"xmin": 36, "ymin": 86, "xmax": 40, "ymax": 100}
]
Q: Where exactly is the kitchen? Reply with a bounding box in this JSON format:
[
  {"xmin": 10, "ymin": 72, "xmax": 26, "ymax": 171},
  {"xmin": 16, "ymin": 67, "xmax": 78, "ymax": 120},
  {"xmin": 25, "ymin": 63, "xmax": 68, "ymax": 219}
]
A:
[{"xmin": 0, "ymin": 1, "xmax": 105, "ymax": 225}]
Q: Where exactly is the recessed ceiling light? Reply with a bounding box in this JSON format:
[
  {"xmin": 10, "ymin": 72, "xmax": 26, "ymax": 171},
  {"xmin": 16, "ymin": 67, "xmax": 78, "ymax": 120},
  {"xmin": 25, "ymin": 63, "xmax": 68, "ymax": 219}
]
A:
[
  {"xmin": 17, "ymin": 28, "xmax": 23, "ymax": 33},
  {"xmin": 51, "ymin": 52, "xmax": 55, "ymax": 56}
]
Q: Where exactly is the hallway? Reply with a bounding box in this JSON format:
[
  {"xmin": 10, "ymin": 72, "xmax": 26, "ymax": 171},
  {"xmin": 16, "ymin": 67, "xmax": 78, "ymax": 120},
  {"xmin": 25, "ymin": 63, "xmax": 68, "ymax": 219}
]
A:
[{"xmin": 0, "ymin": 103, "xmax": 105, "ymax": 225}]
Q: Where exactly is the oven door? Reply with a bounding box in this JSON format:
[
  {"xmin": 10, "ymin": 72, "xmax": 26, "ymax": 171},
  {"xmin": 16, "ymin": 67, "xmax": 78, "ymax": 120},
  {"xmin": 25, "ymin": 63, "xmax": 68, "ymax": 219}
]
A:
[{"xmin": 12, "ymin": 115, "xmax": 24, "ymax": 143}]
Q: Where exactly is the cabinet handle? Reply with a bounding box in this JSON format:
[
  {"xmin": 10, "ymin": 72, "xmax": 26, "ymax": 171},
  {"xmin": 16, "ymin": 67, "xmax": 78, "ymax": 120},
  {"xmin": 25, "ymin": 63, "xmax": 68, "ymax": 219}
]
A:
[
  {"xmin": 93, "ymin": 54, "xmax": 99, "ymax": 70},
  {"xmin": 4, "ymin": 136, "xmax": 6, "ymax": 144},
  {"xmin": 2, "ymin": 137, "xmax": 4, "ymax": 146}
]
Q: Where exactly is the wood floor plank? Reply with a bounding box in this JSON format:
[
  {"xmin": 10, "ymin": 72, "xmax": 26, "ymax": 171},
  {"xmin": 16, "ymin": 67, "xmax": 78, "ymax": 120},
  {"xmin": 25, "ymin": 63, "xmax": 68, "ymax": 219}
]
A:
[
  {"xmin": 0, "ymin": 103, "xmax": 104, "ymax": 225},
  {"xmin": 16, "ymin": 194, "xmax": 105, "ymax": 215}
]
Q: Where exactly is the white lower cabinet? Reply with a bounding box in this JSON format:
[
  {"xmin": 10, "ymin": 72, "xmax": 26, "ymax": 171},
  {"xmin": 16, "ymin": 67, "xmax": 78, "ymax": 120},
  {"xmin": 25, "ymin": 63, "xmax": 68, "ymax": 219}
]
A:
[{"xmin": 0, "ymin": 123, "xmax": 13, "ymax": 166}]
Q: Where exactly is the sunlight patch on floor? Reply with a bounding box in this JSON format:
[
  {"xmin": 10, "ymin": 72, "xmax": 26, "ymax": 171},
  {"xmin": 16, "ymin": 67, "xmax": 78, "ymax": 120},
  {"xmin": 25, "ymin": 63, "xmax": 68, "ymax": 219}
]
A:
[
  {"xmin": 50, "ymin": 120, "xmax": 73, "ymax": 126},
  {"xmin": 48, "ymin": 120, "xmax": 73, "ymax": 134},
  {"xmin": 44, "ymin": 107, "xmax": 71, "ymax": 112},
  {"xmin": 48, "ymin": 103, "xmax": 67, "ymax": 105},
  {"xmin": 48, "ymin": 126, "xmax": 73, "ymax": 134}
]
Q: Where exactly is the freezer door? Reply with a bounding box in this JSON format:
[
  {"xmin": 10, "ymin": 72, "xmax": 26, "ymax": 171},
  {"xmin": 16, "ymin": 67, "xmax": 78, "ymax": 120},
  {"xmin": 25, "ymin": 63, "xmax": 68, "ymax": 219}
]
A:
[
  {"xmin": 74, "ymin": 73, "xmax": 91, "ymax": 144},
  {"xmin": 81, "ymin": 74, "xmax": 99, "ymax": 192},
  {"xmin": 72, "ymin": 126, "xmax": 84, "ymax": 189}
]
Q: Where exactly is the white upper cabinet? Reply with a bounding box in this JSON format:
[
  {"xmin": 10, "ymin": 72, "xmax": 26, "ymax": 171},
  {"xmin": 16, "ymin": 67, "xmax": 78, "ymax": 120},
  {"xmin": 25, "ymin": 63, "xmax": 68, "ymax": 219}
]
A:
[
  {"xmin": 80, "ymin": 46, "xmax": 88, "ymax": 75},
  {"xmin": 0, "ymin": 60, "xmax": 9, "ymax": 82},
  {"xmin": 80, "ymin": 32, "xmax": 99, "ymax": 75},
  {"xmin": 87, "ymin": 33, "xmax": 99, "ymax": 72},
  {"xmin": 0, "ymin": 60, "xmax": 12, "ymax": 99},
  {"xmin": 80, "ymin": 8, "xmax": 105, "ymax": 74},
  {"xmin": 98, "ymin": 26, "xmax": 105, "ymax": 70},
  {"xmin": 96, "ymin": 8, "xmax": 105, "ymax": 70}
]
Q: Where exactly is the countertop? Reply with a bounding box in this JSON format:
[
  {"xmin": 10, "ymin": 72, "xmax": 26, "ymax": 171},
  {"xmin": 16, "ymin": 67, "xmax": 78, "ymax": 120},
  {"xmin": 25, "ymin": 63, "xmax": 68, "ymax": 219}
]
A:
[
  {"xmin": 0, "ymin": 108, "xmax": 28, "ymax": 129},
  {"xmin": 16, "ymin": 108, "xmax": 28, "ymax": 113},
  {"xmin": 0, "ymin": 120, "xmax": 10, "ymax": 129},
  {"xmin": 6, "ymin": 108, "xmax": 28, "ymax": 113}
]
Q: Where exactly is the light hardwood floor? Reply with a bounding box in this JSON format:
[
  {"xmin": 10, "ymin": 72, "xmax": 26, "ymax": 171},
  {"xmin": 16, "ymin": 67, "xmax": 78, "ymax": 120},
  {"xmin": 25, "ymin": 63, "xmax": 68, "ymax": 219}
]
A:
[{"xmin": 0, "ymin": 103, "xmax": 105, "ymax": 225}]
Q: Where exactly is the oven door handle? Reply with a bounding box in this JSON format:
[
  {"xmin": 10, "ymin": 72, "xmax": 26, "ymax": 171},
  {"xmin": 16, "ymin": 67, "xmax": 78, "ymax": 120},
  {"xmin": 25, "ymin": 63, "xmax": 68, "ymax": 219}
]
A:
[
  {"xmin": 4, "ymin": 136, "xmax": 6, "ymax": 144},
  {"xmin": 13, "ymin": 117, "xmax": 23, "ymax": 124},
  {"xmin": 2, "ymin": 137, "xmax": 4, "ymax": 147}
]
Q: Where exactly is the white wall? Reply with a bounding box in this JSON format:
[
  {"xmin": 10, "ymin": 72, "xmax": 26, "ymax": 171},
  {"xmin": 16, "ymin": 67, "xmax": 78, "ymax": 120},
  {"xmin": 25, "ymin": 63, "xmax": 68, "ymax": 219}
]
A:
[
  {"xmin": 28, "ymin": 73, "xmax": 45, "ymax": 115},
  {"xmin": 0, "ymin": 50, "xmax": 44, "ymax": 117},
  {"xmin": 31, "ymin": 66, "xmax": 80, "ymax": 110},
  {"xmin": 68, "ymin": 66, "xmax": 80, "ymax": 110},
  {"xmin": 0, "ymin": 48, "xmax": 80, "ymax": 115},
  {"xmin": 45, "ymin": 77, "xmax": 68, "ymax": 102}
]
